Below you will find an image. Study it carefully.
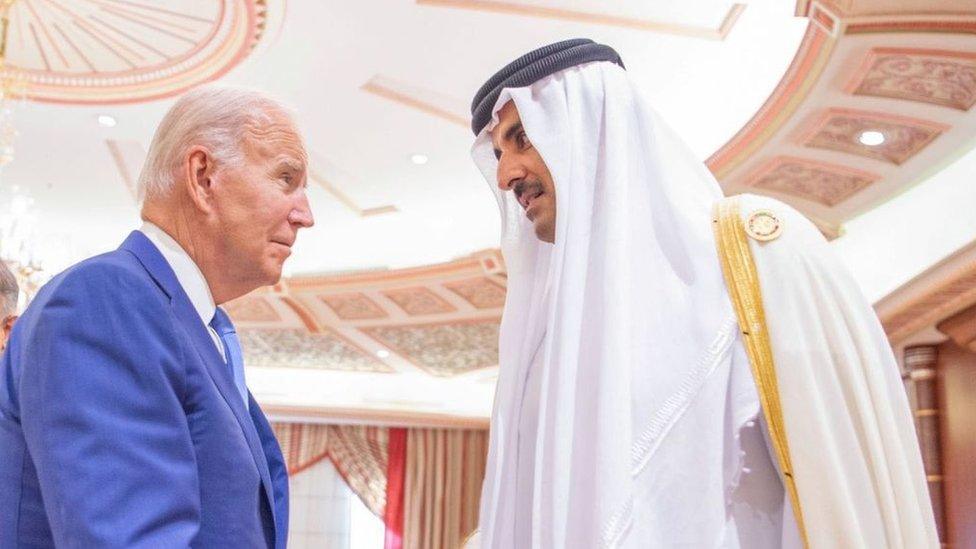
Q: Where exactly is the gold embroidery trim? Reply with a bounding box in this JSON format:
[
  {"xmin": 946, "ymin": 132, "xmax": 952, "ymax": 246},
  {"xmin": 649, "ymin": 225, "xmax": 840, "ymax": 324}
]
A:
[{"xmin": 713, "ymin": 196, "xmax": 809, "ymax": 548}]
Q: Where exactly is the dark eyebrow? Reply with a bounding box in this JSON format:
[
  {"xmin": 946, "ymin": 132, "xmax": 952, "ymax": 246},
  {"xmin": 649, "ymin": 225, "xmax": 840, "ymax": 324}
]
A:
[
  {"xmin": 503, "ymin": 122, "xmax": 523, "ymax": 144},
  {"xmin": 493, "ymin": 122, "xmax": 524, "ymax": 160}
]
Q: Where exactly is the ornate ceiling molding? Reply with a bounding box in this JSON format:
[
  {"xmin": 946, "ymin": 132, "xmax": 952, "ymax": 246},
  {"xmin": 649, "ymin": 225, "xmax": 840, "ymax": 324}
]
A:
[
  {"xmin": 371, "ymin": 2, "xmax": 975, "ymax": 242},
  {"xmin": 707, "ymin": 1, "xmax": 976, "ymax": 238},
  {"xmin": 4, "ymin": 0, "xmax": 268, "ymax": 104},
  {"xmin": 876, "ymin": 240, "xmax": 976, "ymax": 344},
  {"xmin": 265, "ymin": 402, "xmax": 490, "ymax": 429},
  {"xmin": 416, "ymin": 0, "xmax": 746, "ymax": 41},
  {"xmin": 361, "ymin": 75, "xmax": 468, "ymax": 128},
  {"xmin": 707, "ymin": 22, "xmax": 836, "ymax": 180},
  {"xmin": 847, "ymin": 47, "xmax": 976, "ymax": 111},
  {"xmin": 937, "ymin": 303, "xmax": 976, "ymax": 352},
  {"xmin": 797, "ymin": 108, "xmax": 948, "ymax": 166},
  {"xmin": 743, "ymin": 155, "xmax": 878, "ymax": 207},
  {"xmin": 228, "ymin": 249, "xmax": 506, "ymax": 377}
]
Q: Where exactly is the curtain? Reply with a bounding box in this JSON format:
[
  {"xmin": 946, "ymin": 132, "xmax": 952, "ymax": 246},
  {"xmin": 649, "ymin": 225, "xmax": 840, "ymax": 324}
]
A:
[
  {"xmin": 271, "ymin": 423, "xmax": 391, "ymax": 516},
  {"xmin": 385, "ymin": 428, "xmax": 407, "ymax": 549},
  {"xmin": 272, "ymin": 422, "xmax": 488, "ymax": 548},
  {"xmin": 402, "ymin": 429, "xmax": 488, "ymax": 549}
]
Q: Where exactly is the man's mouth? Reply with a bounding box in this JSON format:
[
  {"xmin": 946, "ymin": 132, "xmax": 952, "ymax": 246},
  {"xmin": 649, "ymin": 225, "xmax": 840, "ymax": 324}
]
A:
[{"xmin": 514, "ymin": 181, "xmax": 544, "ymax": 212}]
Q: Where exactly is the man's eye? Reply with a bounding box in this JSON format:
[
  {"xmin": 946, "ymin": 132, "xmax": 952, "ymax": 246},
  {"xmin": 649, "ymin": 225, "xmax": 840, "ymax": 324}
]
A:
[{"xmin": 516, "ymin": 131, "xmax": 530, "ymax": 149}]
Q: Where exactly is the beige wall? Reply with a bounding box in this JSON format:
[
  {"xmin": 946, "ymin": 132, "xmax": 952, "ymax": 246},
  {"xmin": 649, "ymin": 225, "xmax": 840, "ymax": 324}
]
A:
[{"xmin": 938, "ymin": 342, "xmax": 976, "ymax": 547}]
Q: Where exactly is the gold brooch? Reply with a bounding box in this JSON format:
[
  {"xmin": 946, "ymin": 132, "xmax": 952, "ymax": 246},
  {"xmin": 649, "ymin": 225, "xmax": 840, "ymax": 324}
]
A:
[{"xmin": 745, "ymin": 209, "xmax": 783, "ymax": 242}]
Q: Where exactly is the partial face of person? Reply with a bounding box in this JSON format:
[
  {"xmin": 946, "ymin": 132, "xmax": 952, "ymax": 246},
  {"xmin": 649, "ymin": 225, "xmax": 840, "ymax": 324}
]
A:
[
  {"xmin": 210, "ymin": 111, "xmax": 314, "ymax": 289},
  {"xmin": 1, "ymin": 314, "xmax": 16, "ymax": 351},
  {"xmin": 491, "ymin": 102, "xmax": 556, "ymax": 244}
]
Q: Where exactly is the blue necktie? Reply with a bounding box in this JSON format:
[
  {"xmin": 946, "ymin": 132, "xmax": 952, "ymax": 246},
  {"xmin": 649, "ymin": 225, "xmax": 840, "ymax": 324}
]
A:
[{"xmin": 210, "ymin": 307, "xmax": 249, "ymax": 411}]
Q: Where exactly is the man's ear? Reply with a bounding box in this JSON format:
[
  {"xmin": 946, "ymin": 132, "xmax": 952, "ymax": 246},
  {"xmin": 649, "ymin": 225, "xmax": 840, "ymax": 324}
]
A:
[
  {"xmin": 1, "ymin": 314, "xmax": 17, "ymax": 338},
  {"xmin": 183, "ymin": 146, "xmax": 217, "ymax": 214}
]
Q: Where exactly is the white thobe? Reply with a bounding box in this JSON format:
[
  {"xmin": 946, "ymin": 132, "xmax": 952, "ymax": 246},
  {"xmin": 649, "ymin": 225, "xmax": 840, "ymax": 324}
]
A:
[{"xmin": 511, "ymin": 333, "xmax": 802, "ymax": 548}]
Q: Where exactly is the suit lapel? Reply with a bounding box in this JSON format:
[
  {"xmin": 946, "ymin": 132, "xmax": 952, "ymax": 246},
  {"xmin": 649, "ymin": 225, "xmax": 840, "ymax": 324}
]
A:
[{"xmin": 120, "ymin": 231, "xmax": 278, "ymax": 535}]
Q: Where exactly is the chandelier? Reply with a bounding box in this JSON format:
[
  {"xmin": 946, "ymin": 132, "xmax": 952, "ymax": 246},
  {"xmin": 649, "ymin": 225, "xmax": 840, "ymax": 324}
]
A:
[
  {"xmin": 0, "ymin": 0, "xmax": 38, "ymax": 309},
  {"xmin": 0, "ymin": 0, "xmax": 22, "ymax": 165}
]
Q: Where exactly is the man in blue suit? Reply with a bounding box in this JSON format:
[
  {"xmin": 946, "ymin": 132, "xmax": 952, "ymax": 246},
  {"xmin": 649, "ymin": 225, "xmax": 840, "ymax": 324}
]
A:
[{"xmin": 0, "ymin": 86, "xmax": 314, "ymax": 547}]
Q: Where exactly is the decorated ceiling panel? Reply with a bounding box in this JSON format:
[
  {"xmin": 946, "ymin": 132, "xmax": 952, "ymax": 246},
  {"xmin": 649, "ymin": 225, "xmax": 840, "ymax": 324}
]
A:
[
  {"xmin": 361, "ymin": 319, "xmax": 500, "ymax": 376},
  {"xmin": 239, "ymin": 327, "xmax": 393, "ymax": 373},
  {"xmin": 849, "ymin": 48, "xmax": 976, "ymax": 111},
  {"xmin": 226, "ymin": 249, "xmax": 506, "ymax": 377},
  {"xmin": 799, "ymin": 109, "xmax": 946, "ymax": 165},
  {"xmin": 745, "ymin": 156, "xmax": 877, "ymax": 207},
  {"xmin": 3, "ymin": 0, "xmax": 267, "ymax": 103},
  {"xmin": 706, "ymin": 1, "xmax": 976, "ymax": 237}
]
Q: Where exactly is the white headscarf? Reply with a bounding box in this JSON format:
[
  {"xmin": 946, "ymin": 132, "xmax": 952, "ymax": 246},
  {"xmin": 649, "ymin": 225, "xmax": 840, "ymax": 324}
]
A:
[{"xmin": 472, "ymin": 61, "xmax": 752, "ymax": 547}]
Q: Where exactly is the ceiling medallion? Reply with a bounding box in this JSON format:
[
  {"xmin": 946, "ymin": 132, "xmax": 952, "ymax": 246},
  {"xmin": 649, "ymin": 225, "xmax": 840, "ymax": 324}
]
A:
[{"xmin": 0, "ymin": 0, "xmax": 268, "ymax": 105}]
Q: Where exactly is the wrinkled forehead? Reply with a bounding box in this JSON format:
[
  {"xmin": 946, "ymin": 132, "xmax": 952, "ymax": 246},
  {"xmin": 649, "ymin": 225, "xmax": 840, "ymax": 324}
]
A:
[{"xmin": 242, "ymin": 110, "xmax": 308, "ymax": 164}]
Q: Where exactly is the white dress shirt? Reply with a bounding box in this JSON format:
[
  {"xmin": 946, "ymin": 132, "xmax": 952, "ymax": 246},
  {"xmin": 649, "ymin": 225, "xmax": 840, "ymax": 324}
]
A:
[{"xmin": 139, "ymin": 222, "xmax": 225, "ymax": 361}]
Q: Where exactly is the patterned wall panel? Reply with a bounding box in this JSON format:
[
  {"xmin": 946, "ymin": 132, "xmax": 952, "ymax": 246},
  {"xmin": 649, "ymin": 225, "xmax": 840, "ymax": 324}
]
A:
[
  {"xmin": 851, "ymin": 48, "xmax": 976, "ymax": 111},
  {"xmin": 361, "ymin": 319, "xmax": 500, "ymax": 376},
  {"xmin": 225, "ymin": 296, "xmax": 282, "ymax": 323},
  {"xmin": 443, "ymin": 277, "xmax": 506, "ymax": 310},
  {"xmin": 383, "ymin": 287, "xmax": 457, "ymax": 316},
  {"xmin": 320, "ymin": 293, "xmax": 388, "ymax": 320},
  {"xmin": 239, "ymin": 328, "xmax": 392, "ymax": 373},
  {"xmin": 746, "ymin": 157, "xmax": 877, "ymax": 207},
  {"xmin": 803, "ymin": 110, "xmax": 945, "ymax": 165}
]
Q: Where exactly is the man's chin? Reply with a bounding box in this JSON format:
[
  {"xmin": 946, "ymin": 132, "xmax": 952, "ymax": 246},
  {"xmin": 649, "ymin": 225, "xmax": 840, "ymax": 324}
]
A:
[
  {"xmin": 261, "ymin": 262, "xmax": 285, "ymax": 286},
  {"xmin": 533, "ymin": 218, "xmax": 556, "ymax": 243}
]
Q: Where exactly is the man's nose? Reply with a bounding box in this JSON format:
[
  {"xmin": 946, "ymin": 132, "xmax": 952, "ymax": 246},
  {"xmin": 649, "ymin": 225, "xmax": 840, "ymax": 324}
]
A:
[
  {"xmin": 290, "ymin": 192, "xmax": 315, "ymax": 228},
  {"xmin": 497, "ymin": 159, "xmax": 526, "ymax": 192}
]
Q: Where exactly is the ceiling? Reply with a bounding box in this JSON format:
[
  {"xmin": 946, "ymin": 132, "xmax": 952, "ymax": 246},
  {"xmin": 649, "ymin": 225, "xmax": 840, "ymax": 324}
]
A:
[
  {"xmin": 1, "ymin": 0, "xmax": 974, "ymax": 426},
  {"xmin": 0, "ymin": 0, "xmax": 807, "ymax": 275}
]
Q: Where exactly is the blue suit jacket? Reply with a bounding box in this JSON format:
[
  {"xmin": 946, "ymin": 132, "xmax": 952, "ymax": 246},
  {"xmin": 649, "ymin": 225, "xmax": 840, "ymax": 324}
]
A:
[{"xmin": 0, "ymin": 232, "xmax": 289, "ymax": 548}]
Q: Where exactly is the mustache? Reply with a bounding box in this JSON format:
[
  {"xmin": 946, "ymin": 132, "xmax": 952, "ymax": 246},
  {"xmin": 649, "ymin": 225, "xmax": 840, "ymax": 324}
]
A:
[{"xmin": 512, "ymin": 179, "xmax": 543, "ymax": 201}]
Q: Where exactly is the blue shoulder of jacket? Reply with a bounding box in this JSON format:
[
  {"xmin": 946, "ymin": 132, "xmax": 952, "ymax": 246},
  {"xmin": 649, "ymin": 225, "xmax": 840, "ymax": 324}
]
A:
[{"xmin": 23, "ymin": 248, "xmax": 164, "ymax": 320}]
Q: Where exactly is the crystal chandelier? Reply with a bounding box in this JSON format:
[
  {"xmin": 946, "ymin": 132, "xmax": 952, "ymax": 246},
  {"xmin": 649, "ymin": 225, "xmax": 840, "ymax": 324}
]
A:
[
  {"xmin": 0, "ymin": 0, "xmax": 22, "ymax": 165},
  {"xmin": 0, "ymin": 0, "xmax": 38, "ymax": 309},
  {"xmin": 1, "ymin": 191, "xmax": 43, "ymax": 308}
]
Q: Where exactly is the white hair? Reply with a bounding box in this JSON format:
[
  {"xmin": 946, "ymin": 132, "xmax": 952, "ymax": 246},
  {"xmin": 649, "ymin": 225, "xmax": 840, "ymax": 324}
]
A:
[
  {"xmin": 0, "ymin": 260, "xmax": 18, "ymax": 317},
  {"xmin": 137, "ymin": 86, "xmax": 296, "ymax": 202}
]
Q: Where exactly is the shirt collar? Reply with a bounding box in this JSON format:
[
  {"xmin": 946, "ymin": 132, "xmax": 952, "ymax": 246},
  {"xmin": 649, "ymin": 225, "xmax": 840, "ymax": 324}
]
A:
[{"xmin": 139, "ymin": 221, "xmax": 217, "ymax": 327}]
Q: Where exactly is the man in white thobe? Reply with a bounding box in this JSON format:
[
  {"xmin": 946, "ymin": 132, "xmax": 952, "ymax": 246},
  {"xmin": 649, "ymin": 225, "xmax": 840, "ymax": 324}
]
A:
[{"xmin": 465, "ymin": 39, "xmax": 938, "ymax": 549}]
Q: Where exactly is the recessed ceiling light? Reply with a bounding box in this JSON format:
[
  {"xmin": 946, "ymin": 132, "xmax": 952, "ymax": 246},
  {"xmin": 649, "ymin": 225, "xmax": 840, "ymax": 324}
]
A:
[
  {"xmin": 858, "ymin": 130, "xmax": 885, "ymax": 146},
  {"xmin": 376, "ymin": 349, "xmax": 390, "ymax": 358},
  {"xmin": 97, "ymin": 115, "xmax": 117, "ymax": 128},
  {"xmin": 410, "ymin": 153, "xmax": 428, "ymax": 165}
]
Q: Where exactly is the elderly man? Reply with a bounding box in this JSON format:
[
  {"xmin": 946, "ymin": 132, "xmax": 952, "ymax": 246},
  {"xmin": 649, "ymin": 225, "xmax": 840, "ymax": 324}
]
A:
[
  {"xmin": 468, "ymin": 39, "xmax": 937, "ymax": 548},
  {"xmin": 0, "ymin": 87, "xmax": 313, "ymax": 547},
  {"xmin": 0, "ymin": 260, "xmax": 17, "ymax": 350}
]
